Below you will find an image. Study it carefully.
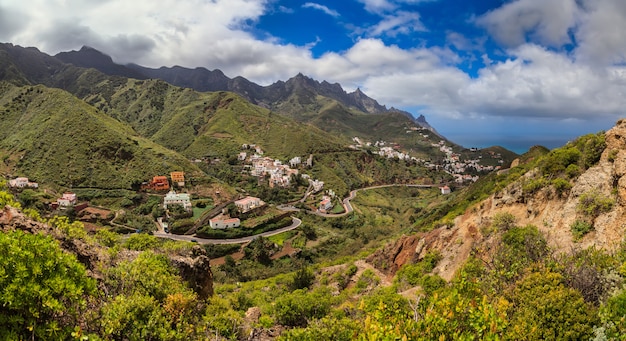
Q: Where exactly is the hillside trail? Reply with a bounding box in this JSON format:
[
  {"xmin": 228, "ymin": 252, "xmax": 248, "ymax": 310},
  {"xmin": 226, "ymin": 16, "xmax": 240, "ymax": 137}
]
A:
[{"xmin": 353, "ymin": 259, "xmax": 392, "ymax": 287}]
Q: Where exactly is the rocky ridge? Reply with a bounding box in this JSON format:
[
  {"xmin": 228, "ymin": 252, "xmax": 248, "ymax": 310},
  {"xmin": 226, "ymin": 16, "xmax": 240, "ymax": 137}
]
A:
[{"xmin": 368, "ymin": 119, "xmax": 626, "ymax": 281}]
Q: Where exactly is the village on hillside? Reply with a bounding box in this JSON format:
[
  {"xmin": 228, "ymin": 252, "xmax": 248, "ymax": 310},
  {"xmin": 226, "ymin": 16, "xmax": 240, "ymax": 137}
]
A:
[{"xmin": 3, "ymin": 135, "xmax": 506, "ymax": 241}]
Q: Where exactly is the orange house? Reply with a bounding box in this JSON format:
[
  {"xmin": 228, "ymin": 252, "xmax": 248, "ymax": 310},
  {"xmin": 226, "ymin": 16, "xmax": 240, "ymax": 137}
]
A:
[
  {"xmin": 170, "ymin": 171, "xmax": 185, "ymax": 187},
  {"xmin": 142, "ymin": 176, "xmax": 170, "ymax": 191}
]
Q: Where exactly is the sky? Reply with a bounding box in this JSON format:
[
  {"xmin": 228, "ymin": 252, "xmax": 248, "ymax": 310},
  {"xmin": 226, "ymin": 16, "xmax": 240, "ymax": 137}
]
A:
[{"xmin": 2, "ymin": 0, "xmax": 626, "ymax": 153}]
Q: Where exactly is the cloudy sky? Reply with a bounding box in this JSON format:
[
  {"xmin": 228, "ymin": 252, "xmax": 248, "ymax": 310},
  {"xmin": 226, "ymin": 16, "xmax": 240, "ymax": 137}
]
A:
[{"xmin": 2, "ymin": 0, "xmax": 626, "ymax": 153}]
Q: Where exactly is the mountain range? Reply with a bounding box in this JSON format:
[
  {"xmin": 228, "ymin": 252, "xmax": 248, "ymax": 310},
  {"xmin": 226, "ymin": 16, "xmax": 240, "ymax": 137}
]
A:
[
  {"xmin": 4, "ymin": 42, "xmax": 503, "ymax": 190},
  {"xmin": 56, "ymin": 46, "xmax": 399, "ymax": 116}
]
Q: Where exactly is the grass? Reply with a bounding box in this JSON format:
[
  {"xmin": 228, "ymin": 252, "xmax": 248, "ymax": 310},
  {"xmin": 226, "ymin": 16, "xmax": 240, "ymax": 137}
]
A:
[
  {"xmin": 192, "ymin": 204, "xmax": 213, "ymax": 221},
  {"xmin": 267, "ymin": 230, "xmax": 297, "ymax": 246},
  {"xmin": 0, "ymin": 83, "xmax": 204, "ymax": 189}
]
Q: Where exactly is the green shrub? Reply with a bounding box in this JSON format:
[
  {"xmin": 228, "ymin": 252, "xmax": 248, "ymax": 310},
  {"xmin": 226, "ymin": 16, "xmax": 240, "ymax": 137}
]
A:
[
  {"xmin": 274, "ymin": 288, "xmax": 332, "ymax": 327},
  {"xmin": 577, "ymin": 190, "xmax": 614, "ymax": 218},
  {"xmin": 565, "ymin": 164, "xmax": 581, "ymax": 178},
  {"xmin": 419, "ymin": 274, "xmax": 446, "ymax": 295},
  {"xmin": 523, "ymin": 178, "xmax": 548, "ymax": 195},
  {"xmin": 123, "ymin": 233, "xmax": 159, "ymax": 251},
  {"xmin": 395, "ymin": 251, "xmax": 442, "ymax": 287},
  {"xmin": 491, "ymin": 212, "xmax": 517, "ymax": 231},
  {"xmin": 571, "ymin": 220, "xmax": 593, "ymax": 240},
  {"xmin": 551, "ymin": 178, "xmax": 572, "ymax": 196},
  {"xmin": 0, "ymin": 231, "xmax": 96, "ymax": 340}
]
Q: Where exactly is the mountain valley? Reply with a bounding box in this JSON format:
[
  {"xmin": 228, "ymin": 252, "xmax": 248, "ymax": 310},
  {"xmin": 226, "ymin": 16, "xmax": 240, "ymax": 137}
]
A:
[{"xmin": 0, "ymin": 42, "xmax": 624, "ymax": 340}]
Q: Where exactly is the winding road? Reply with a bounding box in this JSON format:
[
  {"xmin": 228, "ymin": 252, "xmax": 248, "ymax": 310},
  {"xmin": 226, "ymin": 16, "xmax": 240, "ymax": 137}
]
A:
[
  {"xmin": 315, "ymin": 183, "xmax": 436, "ymax": 217},
  {"xmin": 153, "ymin": 217, "xmax": 302, "ymax": 245},
  {"xmin": 152, "ymin": 183, "xmax": 435, "ymax": 245}
]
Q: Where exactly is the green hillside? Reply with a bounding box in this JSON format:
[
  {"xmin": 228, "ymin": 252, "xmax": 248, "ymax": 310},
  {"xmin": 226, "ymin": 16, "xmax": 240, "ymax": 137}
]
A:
[
  {"xmin": 59, "ymin": 77, "xmax": 349, "ymax": 159},
  {"xmin": 0, "ymin": 82, "xmax": 203, "ymax": 188}
]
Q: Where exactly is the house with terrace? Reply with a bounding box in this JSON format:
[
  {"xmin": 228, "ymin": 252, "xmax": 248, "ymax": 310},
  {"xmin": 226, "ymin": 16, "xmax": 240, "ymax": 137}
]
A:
[{"xmin": 163, "ymin": 191, "xmax": 192, "ymax": 212}]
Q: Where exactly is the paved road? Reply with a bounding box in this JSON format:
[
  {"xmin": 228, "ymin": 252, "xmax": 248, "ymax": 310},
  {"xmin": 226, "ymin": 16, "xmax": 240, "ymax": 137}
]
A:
[
  {"xmin": 153, "ymin": 183, "xmax": 433, "ymax": 244},
  {"xmin": 311, "ymin": 183, "xmax": 435, "ymax": 217},
  {"xmin": 153, "ymin": 217, "xmax": 302, "ymax": 245}
]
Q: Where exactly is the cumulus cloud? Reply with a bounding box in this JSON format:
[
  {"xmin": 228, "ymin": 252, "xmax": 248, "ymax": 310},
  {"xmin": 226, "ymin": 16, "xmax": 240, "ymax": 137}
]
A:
[
  {"xmin": 1, "ymin": 0, "xmax": 625, "ymax": 133},
  {"xmin": 302, "ymin": 3, "xmax": 340, "ymax": 17},
  {"xmin": 476, "ymin": 0, "xmax": 579, "ymax": 47},
  {"xmin": 360, "ymin": 43, "xmax": 626, "ymax": 121},
  {"xmin": 575, "ymin": 0, "xmax": 626, "ymax": 65}
]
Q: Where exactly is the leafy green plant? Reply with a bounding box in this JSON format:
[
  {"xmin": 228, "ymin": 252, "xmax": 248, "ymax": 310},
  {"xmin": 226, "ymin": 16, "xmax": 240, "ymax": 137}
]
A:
[
  {"xmin": 0, "ymin": 230, "xmax": 96, "ymax": 340},
  {"xmin": 577, "ymin": 190, "xmax": 614, "ymax": 219},
  {"xmin": 551, "ymin": 178, "xmax": 572, "ymax": 196},
  {"xmin": 273, "ymin": 288, "xmax": 332, "ymax": 327},
  {"xmin": 571, "ymin": 220, "xmax": 593, "ymax": 240}
]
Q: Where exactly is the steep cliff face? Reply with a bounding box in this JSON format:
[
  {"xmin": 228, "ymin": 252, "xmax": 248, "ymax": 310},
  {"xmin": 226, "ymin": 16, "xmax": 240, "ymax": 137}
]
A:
[{"xmin": 369, "ymin": 120, "xmax": 626, "ymax": 281}]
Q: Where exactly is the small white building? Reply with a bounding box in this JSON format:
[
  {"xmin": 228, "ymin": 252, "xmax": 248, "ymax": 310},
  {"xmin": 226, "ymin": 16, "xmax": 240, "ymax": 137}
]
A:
[
  {"xmin": 319, "ymin": 196, "xmax": 333, "ymax": 212},
  {"xmin": 234, "ymin": 196, "xmax": 265, "ymax": 213},
  {"xmin": 310, "ymin": 179, "xmax": 324, "ymax": 193},
  {"xmin": 57, "ymin": 192, "xmax": 77, "ymax": 207},
  {"xmin": 209, "ymin": 217, "xmax": 241, "ymax": 229},
  {"xmin": 289, "ymin": 156, "xmax": 301, "ymax": 168},
  {"xmin": 163, "ymin": 191, "xmax": 192, "ymax": 211},
  {"xmin": 8, "ymin": 177, "xmax": 38, "ymax": 189},
  {"xmin": 440, "ymin": 186, "xmax": 451, "ymax": 195}
]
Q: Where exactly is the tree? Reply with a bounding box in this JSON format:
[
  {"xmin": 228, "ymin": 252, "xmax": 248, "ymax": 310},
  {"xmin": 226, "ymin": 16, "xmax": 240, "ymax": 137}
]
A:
[
  {"xmin": 0, "ymin": 230, "xmax": 96, "ymax": 340},
  {"xmin": 289, "ymin": 265, "xmax": 315, "ymax": 291}
]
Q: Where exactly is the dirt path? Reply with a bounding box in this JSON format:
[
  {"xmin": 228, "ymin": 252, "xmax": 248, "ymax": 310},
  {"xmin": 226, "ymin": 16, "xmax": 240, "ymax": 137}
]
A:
[{"xmin": 354, "ymin": 259, "xmax": 392, "ymax": 287}]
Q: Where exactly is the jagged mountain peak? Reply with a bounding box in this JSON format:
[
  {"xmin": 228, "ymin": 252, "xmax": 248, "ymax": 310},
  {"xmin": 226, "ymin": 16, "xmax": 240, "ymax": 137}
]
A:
[{"xmin": 55, "ymin": 46, "xmax": 146, "ymax": 79}]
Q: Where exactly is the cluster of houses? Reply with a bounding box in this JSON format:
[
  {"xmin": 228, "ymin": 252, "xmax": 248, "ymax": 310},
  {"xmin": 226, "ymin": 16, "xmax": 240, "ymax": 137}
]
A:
[
  {"xmin": 208, "ymin": 196, "xmax": 266, "ymax": 230},
  {"xmin": 430, "ymin": 141, "xmax": 503, "ymax": 183},
  {"xmin": 141, "ymin": 171, "xmax": 186, "ymax": 192},
  {"xmin": 239, "ymin": 144, "xmax": 318, "ymax": 189},
  {"xmin": 7, "ymin": 177, "xmax": 38, "ymax": 189},
  {"xmin": 247, "ymin": 155, "xmax": 300, "ymax": 188}
]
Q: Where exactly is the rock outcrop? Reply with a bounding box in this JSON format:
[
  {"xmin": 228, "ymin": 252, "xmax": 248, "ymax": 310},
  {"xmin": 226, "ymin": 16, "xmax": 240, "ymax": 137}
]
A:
[
  {"xmin": 171, "ymin": 245, "xmax": 214, "ymax": 300},
  {"xmin": 367, "ymin": 119, "xmax": 626, "ymax": 281}
]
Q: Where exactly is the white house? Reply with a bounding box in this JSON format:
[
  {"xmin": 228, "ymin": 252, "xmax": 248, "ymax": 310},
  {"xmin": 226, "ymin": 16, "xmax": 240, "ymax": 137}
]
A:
[
  {"xmin": 57, "ymin": 192, "xmax": 77, "ymax": 207},
  {"xmin": 163, "ymin": 191, "xmax": 192, "ymax": 211},
  {"xmin": 440, "ymin": 186, "xmax": 451, "ymax": 195},
  {"xmin": 234, "ymin": 196, "xmax": 265, "ymax": 213},
  {"xmin": 289, "ymin": 156, "xmax": 301, "ymax": 168},
  {"xmin": 310, "ymin": 179, "xmax": 324, "ymax": 193},
  {"xmin": 8, "ymin": 177, "xmax": 38, "ymax": 189},
  {"xmin": 319, "ymin": 196, "xmax": 333, "ymax": 212},
  {"xmin": 209, "ymin": 217, "xmax": 241, "ymax": 229}
]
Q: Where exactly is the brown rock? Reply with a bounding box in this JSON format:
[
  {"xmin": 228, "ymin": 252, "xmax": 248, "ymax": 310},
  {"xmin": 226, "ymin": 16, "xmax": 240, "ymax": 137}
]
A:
[{"xmin": 171, "ymin": 245, "xmax": 214, "ymax": 300}]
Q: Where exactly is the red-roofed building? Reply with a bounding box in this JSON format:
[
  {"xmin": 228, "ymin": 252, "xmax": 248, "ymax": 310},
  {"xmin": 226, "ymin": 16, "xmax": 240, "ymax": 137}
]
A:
[
  {"xmin": 439, "ymin": 185, "xmax": 451, "ymax": 195},
  {"xmin": 319, "ymin": 196, "xmax": 333, "ymax": 213},
  {"xmin": 234, "ymin": 196, "xmax": 265, "ymax": 213},
  {"xmin": 142, "ymin": 176, "xmax": 170, "ymax": 191},
  {"xmin": 209, "ymin": 217, "xmax": 241, "ymax": 229}
]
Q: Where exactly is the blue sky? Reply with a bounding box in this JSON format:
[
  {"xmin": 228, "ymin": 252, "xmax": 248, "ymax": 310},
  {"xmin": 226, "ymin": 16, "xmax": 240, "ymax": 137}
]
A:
[{"xmin": 1, "ymin": 0, "xmax": 626, "ymax": 153}]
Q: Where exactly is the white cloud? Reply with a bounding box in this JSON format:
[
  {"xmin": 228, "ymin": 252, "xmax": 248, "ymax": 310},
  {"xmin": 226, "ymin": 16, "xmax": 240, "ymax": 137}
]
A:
[
  {"xmin": 575, "ymin": 0, "xmax": 626, "ymax": 65},
  {"xmin": 302, "ymin": 3, "xmax": 340, "ymax": 17},
  {"xmin": 360, "ymin": 43, "xmax": 626, "ymax": 121},
  {"xmin": 476, "ymin": 0, "xmax": 579, "ymax": 47},
  {"xmin": 357, "ymin": 0, "xmax": 396, "ymax": 14},
  {"xmin": 368, "ymin": 11, "xmax": 427, "ymax": 37},
  {"xmin": 1, "ymin": 0, "xmax": 625, "ymax": 134}
]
